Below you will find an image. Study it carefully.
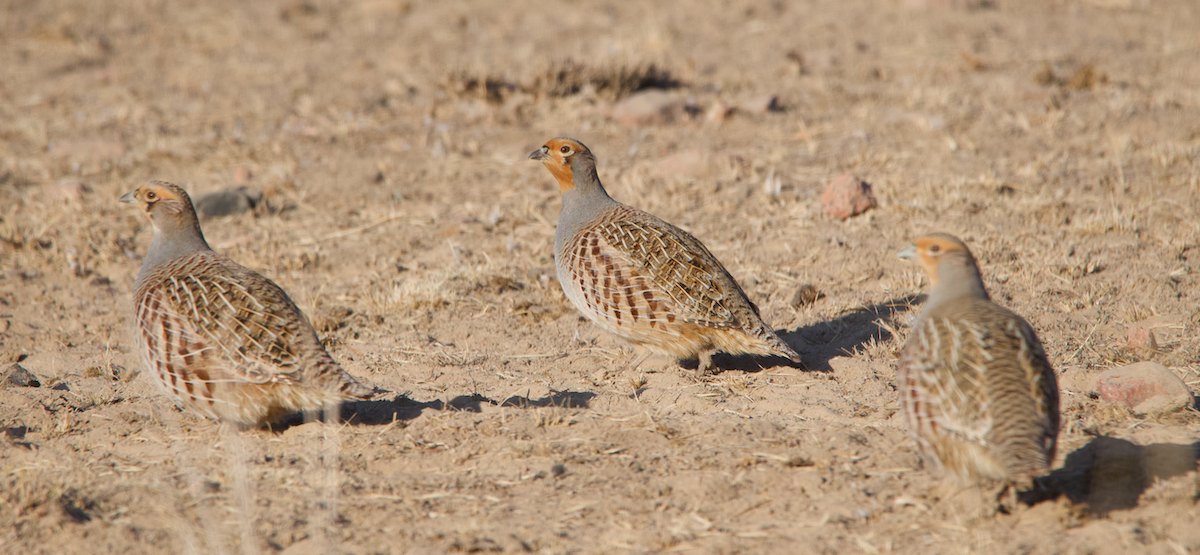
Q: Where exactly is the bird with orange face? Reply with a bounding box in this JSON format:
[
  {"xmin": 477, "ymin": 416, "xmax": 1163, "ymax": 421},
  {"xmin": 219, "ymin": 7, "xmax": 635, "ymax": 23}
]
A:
[
  {"xmin": 122, "ymin": 181, "xmax": 382, "ymax": 428},
  {"xmin": 529, "ymin": 138, "xmax": 802, "ymax": 376},
  {"xmin": 897, "ymin": 233, "xmax": 1060, "ymax": 495}
]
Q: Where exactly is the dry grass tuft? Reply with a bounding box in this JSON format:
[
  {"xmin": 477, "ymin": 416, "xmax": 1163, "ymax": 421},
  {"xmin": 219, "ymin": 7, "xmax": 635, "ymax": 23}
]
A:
[
  {"xmin": 534, "ymin": 406, "xmax": 577, "ymax": 428},
  {"xmin": 369, "ymin": 264, "xmax": 491, "ymax": 313},
  {"xmin": 439, "ymin": 60, "xmax": 679, "ymax": 104},
  {"xmin": 525, "ymin": 59, "xmax": 678, "ymax": 99},
  {"xmin": 1, "ymin": 467, "xmax": 84, "ymax": 521},
  {"xmin": 439, "ymin": 71, "xmax": 518, "ymax": 104},
  {"xmin": 851, "ymin": 330, "xmax": 902, "ymax": 362}
]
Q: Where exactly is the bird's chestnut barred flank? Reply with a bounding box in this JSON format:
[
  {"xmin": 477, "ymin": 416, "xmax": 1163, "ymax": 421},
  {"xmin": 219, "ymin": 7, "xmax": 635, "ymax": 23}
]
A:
[
  {"xmin": 122, "ymin": 181, "xmax": 383, "ymax": 428},
  {"xmin": 530, "ymin": 138, "xmax": 802, "ymax": 377},
  {"xmin": 897, "ymin": 233, "xmax": 1060, "ymax": 489}
]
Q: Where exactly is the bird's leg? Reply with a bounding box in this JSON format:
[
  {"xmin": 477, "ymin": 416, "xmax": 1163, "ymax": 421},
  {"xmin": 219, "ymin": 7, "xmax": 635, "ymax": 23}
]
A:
[
  {"xmin": 695, "ymin": 349, "xmax": 717, "ymax": 378},
  {"xmin": 992, "ymin": 480, "xmax": 1019, "ymax": 515}
]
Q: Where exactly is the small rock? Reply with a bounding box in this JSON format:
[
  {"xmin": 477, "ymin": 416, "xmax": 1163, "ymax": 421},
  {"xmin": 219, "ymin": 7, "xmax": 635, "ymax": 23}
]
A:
[
  {"xmin": 193, "ymin": 187, "xmax": 263, "ymax": 219},
  {"xmin": 232, "ymin": 165, "xmax": 252, "ymax": 184},
  {"xmin": 1125, "ymin": 327, "xmax": 1157, "ymax": 350},
  {"xmin": 739, "ymin": 94, "xmax": 780, "ymax": 115},
  {"xmin": 611, "ymin": 89, "xmax": 685, "ymax": 127},
  {"xmin": 1097, "ymin": 362, "xmax": 1192, "ymax": 415},
  {"xmin": 2, "ymin": 364, "xmax": 41, "ymax": 388},
  {"xmin": 821, "ymin": 174, "xmax": 877, "ymax": 220},
  {"xmin": 790, "ymin": 285, "xmax": 824, "ymax": 308},
  {"xmin": 706, "ymin": 101, "xmax": 732, "ymax": 124}
]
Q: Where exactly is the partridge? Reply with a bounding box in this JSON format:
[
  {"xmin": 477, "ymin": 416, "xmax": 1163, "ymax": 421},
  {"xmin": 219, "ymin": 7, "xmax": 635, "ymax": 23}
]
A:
[
  {"xmin": 529, "ymin": 138, "xmax": 801, "ymax": 376},
  {"xmin": 897, "ymin": 233, "xmax": 1060, "ymax": 488},
  {"xmin": 121, "ymin": 181, "xmax": 380, "ymax": 428}
]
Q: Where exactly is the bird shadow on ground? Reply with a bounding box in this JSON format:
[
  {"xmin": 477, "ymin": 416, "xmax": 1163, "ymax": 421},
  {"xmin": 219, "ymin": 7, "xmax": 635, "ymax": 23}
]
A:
[
  {"xmin": 1022, "ymin": 436, "xmax": 1200, "ymax": 515},
  {"xmin": 323, "ymin": 390, "xmax": 598, "ymax": 427},
  {"xmin": 687, "ymin": 295, "xmax": 920, "ymax": 374}
]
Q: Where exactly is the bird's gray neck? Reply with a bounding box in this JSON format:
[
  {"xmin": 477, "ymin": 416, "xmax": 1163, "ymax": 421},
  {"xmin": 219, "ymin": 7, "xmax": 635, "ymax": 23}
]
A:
[
  {"xmin": 554, "ymin": 179, "xmax": 619, "ymax": 258},
  {"xmin": 135, "ymin": 223, "xmax": 212, "ymax": 288},
  {"xmin": 916, "ymin": 254, "xmax": 990, "ymax": 321}
]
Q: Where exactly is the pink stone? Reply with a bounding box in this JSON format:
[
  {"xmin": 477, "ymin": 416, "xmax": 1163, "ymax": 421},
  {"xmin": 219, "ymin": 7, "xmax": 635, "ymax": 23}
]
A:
[
  {"xmin": 233, "ymin": 165, "xmax": 252, "ymax": 184},
  {"xmin": 821, "ymin": 174, "xmax": 877, "ymax": 220},
  {"xmin": 1097, "ymin": 362, "xmax": 1192, "ymax": 415},
  {"xmin": 706, "ymin": 101, "xmax": 732, "ymax": 124},
  {"xmin": 1124, "ymin": 326, "xmax": 1157, "ymax": 350}
]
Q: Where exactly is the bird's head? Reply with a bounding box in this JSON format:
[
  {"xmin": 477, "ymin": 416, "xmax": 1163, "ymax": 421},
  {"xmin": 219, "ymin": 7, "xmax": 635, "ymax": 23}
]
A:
[
  {"xmin": 528, "ymin": 137, "xmax": 596, "ymax": 193},
  {"xmin": 897, "ymin": 233, "xmax": 976, "ymax": 288},
  {"xmin": 120, "ymin": 181, "xmax": 200, "ymax": 234}
]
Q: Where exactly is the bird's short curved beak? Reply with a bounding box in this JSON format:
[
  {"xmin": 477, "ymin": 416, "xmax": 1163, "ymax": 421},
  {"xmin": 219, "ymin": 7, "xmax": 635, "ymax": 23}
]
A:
[
  {"xmin": 528, "ymin": 146, "xmax": 549, "ymax": 161},
  {"xmin": 119, "ymin": 190, "xmax": 138, "ymax": 204},
  {"xmin": 897, "ymin": 245, "xmax": 918, "ymax": 260}
]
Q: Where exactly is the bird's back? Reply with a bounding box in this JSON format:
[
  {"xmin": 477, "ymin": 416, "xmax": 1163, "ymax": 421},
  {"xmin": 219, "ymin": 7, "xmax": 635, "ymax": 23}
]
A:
[
  {"xmin": 134, "ymin": 250, "xmax": 372, "ymax": 425},
  {"xmin": 899, "ymin": 297, "xmax": 1060, "ymax": 482},
  {"xmin": 556, "ymin": 204, "xmax": 795, "ymax": 360}
]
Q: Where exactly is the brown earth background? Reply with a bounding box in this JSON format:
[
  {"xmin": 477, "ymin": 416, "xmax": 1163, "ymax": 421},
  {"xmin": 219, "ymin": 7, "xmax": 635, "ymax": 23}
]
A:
[{"xmin": 2, "ymin": 0, "xmax": 1200, "ymax": 553}]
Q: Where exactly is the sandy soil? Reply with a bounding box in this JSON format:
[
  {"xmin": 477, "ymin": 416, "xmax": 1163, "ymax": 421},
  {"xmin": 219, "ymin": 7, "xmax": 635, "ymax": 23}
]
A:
[{"xmin": 2, "ymin": 0, "xmax": 1200, "ymax": 553}]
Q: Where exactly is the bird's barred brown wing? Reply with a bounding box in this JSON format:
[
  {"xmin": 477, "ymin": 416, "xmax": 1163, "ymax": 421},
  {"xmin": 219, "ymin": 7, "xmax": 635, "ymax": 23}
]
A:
[
  {"xmin": 565, "ymin": 209, "xmax": 746, "ymax": 333},
  {"xmin": 899, "ymin": 301, "xmax": 1059, "ymax": 479},
  {"xmin": 996, "ymin": 313, "xmax": 1060, "ymax": 472},
  {"xmin": 134, "ymin": 254, "xmax": 313, "ymax": 399},
  {"xmin": 900, "ymin": 315, "xmax": 994, "ymax": 452}
]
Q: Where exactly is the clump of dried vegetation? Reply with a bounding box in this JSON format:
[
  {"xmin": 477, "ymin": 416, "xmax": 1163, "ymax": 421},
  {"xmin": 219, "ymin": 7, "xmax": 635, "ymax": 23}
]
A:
[
  {"xmin": 440, "ymin": 59, "xmax": 679, "ymax": 103},
  {"xmin": 525, "ymin": 59, "xmax": 678, "ymax": 99}
]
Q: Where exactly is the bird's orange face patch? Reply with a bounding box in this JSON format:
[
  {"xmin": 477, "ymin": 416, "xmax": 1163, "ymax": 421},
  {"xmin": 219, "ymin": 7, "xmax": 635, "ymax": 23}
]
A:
[
  {"xmin": 913, "ymin": 237, "xmax": 966, "ymax": 286},
  {"xmin": 121, "ymin": 182, "xmax": 188, "ymax": 216},
  {"xmin": 537, "ymin": 139, "xmax": 583, "ymax": 192},
  {"xmin": 139, "ymin": 185, "xmax": 179, "ymax": 211}
]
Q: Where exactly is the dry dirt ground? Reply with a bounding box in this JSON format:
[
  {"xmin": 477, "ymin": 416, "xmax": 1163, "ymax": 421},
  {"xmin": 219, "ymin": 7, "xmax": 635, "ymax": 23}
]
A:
[{"xmin": 2, "ymin": 0, "xmax": 1200, "ymax": 553}]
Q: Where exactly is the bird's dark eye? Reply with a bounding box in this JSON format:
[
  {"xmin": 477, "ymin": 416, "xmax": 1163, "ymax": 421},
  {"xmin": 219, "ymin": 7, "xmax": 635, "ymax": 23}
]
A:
[
  {"xmin": 929, "ymin": 244, "xmax": 941, "ymax": 253},
  {"xmin": 146, "ymin": 191, "xmax": 157, "ymax": 200},
  {"xmin": 559, "ymin": 145, "xmax": 571, "ymax": 154}
]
